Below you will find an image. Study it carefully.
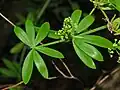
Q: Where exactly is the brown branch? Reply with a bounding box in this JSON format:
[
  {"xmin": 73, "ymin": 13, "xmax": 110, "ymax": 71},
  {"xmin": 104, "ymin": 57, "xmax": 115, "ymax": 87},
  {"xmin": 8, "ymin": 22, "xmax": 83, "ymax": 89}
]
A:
[
  {"xmin": 90, "ymin": 67, "xmax": 120, "ymax": 90},
  {"xmin": 2, "ymin": 81, "xmax": 23, "ymax": 90},
  {"xmin": 52, "ymin": 61, "xmax": 67, "ymax": 77},
  {"xmin": 0, "ymin": 13, "xmax": 16, "ymax": 27},
  {"xmin": 59, "ymin": 59, "xmax": 73, "ymax": 77},
  {"xmin": 52, "ymin": 60, "xmax": 80, "ymax": 81}
]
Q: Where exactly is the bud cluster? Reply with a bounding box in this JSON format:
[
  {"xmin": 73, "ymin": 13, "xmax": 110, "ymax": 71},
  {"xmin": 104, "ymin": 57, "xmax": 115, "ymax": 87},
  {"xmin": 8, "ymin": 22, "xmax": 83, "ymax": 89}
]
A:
[
  {"xmin": 56, "ymin": 17, "xmax": 74, "ymax": 40},
  {"xmin": 90, "ymin": 0, "xmax": 109, "ymax": 6},
  {"xmin": 108, "ymin": 39, "xmax": 120, "ymax": 63}
]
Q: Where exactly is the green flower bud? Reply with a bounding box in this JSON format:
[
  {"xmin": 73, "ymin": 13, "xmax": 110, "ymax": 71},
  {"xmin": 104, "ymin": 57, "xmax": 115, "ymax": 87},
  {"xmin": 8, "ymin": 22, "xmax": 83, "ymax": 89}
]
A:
[{"xmin": 113, "ymin": 43, "xmax": 118, "ymax": 47}]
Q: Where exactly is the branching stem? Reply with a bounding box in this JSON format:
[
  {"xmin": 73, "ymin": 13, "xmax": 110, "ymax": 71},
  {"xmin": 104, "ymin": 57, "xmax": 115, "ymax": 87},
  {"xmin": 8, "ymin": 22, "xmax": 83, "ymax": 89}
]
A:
[
  {"xmin": 99, "ymin": 7, "xmax": 110, "ymax": 23},
  {"xmin": 52, "ymin": 60, "xmax": 80, "ymax": 81},
  {"xmin": 59, "ymin": 59, "xmax": 73, "ymax": 77}
]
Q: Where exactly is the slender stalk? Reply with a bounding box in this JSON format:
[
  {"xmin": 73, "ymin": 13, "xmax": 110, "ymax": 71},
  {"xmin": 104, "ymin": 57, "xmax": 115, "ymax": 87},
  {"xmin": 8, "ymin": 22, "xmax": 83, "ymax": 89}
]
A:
[
  {"xmin": 68, "ymin": 0, "xmax": 78, "ymax": 10},
  {"xmin": 52, "ymin": 60, "xmax": 80, "ymax": 81},
  {"xmin": 41, "ymin": 39, "xmax": 65, "ymax": 47},
  {"xmin": 89, "ymin": 7, "xmax": 96, "ymax": 15},
  {"xmin": 2, "ymin": 81, "xmax": 23, "ymax": 90},
  {"xmin": 52, "ymin": 61, "xmax": 67, "ymax": 77},
  {"xmin": 99, "ymin": 7, "xmax": 109, "ymax": 22},
  {"xmin": 59, "ymin": 59, "xmax": 73, "ymax": 77},
  {"xmin": 20, "ymin": 46, "xmax": 27, "ymax": 65},
  {"xmin": 80, "ymin": 25, "xmax": 107, "ymax": 35},
  {"xmin": 0, "ymin": 13, "xmax": 16, "ymax": 27},
  {"xmin": 48, "ymin": 77, "xmax": 58, "ymax": 80},
  {"xmin": 36, "ymin": 0, "xmax": 51, "ymax": 24}
]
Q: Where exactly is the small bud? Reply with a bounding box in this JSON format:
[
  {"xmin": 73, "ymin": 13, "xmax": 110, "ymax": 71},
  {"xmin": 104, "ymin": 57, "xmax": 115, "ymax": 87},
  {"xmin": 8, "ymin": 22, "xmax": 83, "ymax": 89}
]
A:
[
  {"xmin": 110, "ymin": 51, "xmax": 114, "ymax": 54},
  {"xmin": 114, "ymin": 39, "xmax": 118, "ymax": 42},
  {"xmin": 113, "ymin": 43, "xmax": 118, "ymax": 47},
  {"xmin": 110, "ymin": 54, "xmax": 113, "ymax": 58},
  {"xmin": 118, "ymin": 40, "xmax": 120, "ymax": 45},
  {"xmin": 117, "ymin": 57, "xmax": 120, "ymax": 63}
]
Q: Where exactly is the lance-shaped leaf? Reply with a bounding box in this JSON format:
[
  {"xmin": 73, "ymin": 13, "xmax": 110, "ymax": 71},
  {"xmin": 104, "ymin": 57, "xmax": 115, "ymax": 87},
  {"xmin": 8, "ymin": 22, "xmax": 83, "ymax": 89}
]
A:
[
  {"xmin": 12, "ymin": 61, "xmax": 21, "ymax": 74},
  {"xmin": 110, "ymin": 0, "xmax": 120, "ymax": 11},
  {"xmin": 75, "ymin": 35, "xmax": 113, "ymax": 48},
  {"xmin": 14, "ymin": 26, "xmax": 31, "ymax": 46},
  {"xmin": 25, "ymin": 19, "xmax": 35, "ymax": 45},
  {"xmin": 10, "ymin": 42, "xmax": 24, "ymax": 54},
  {"xmin": 36, "ymin": 46, "xmax": 64, "ymax": 58},
  {"xmin": 35, "ymin": 22, "xmax": 50, "ymax": 45},
  {"xmin": 22, "ymin": 50, "xmax": 33, "ymax": 84},
  {"xmin": 48, "ymin": 30, "xmax": 60, "ymax": 39},
  {"xmin": 72, "ymin": 40, "xmax": 96, "ymax": 69},
  {"xmin": 0, "ymin": 68, "xmax": 17, "ymax": 78},
  {"xmin": 74, "ymin": 39, "xmax": 103, "ymax": 61},
  {"xmin": 33, "ymin": 50, "xmax": 48, "ymax": 78},
  {"xmin": 71, "ymin": 10, "xmax": 82, "ymax": 24},
  {"xmin": 76, "ymin": 15, "xmax": 94, "ymax": 33},
  {"xmin": 2, "ymin": 59, "xmax": 18, "ymax": 73}
]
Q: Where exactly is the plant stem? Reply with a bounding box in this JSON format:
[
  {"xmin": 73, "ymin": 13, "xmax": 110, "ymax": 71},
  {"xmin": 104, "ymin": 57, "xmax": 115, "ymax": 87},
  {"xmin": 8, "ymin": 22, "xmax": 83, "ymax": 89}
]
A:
[
  {"xmin": 2, "ymin": 81, "xmax": 23, "ymax": 90},
  {"xmin": 80, "ymin": 25, "xmax": 107, "ymax": 35},
  {"xmin": 20, "ymin": 45, "xmax": 27, "ymax": 66},
  {"xmin": 36, "ymin": 0, "xmax": 51, "ymax": 24},
  {"xmin": 52, "ymin": 61, "xmax": 67, "ymax": 77},
  {"xmin": 0, "ymin": 13, "xmax": 16, "ymax": 27},
  {"xmin": 41, "ymin": 39, "xmax": 65, "ymax": 47},
  {"xmin": 52, "ymin": 60, "xmax": 80, "ymax": 81},
  {"xmin": 99, "ymin": 7, "xmax": 109, "ymax": 22},
  {"xmin": 59, "ymin": 59, "xmax": 73, "ymax": 77},
  {"xmin": 89, "ymin": 7, "xmax": 96, "ymax": 15}
]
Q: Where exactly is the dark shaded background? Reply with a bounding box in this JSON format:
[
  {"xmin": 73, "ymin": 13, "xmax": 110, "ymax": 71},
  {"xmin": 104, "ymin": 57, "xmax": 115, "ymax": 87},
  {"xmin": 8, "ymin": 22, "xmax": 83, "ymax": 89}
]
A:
[{"xmin": 0, "ymin": 0, "xmax": 119, "ymax": 89}]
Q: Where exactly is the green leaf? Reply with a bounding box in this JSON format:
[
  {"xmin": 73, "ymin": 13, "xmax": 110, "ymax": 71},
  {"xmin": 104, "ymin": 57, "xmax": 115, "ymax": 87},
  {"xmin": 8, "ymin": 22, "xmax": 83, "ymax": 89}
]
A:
[
  {"xmin": 71, "ymin": 10, "xmax": 82, "ymax": 24},
  {"xmin": 48, "ymin": 30, "xmax": 60, "ymax": 39},
  {"xmin": 12, "ymin": 61, "xmax": 21, "ymax": 79},
  {"xmin": 0, "ymin": 68, "xmax": 17, "ymax": 78},
  {"xmin": 72, "ymin": 40, "xmax": 96, "ymax": 69},
  {"xmin": 74, "ymin": 39, "xmax": 103, "ymax": 61},
  {"xmin": 116, "ymin": 46, "xmax": 120, "ymax": 50},
  {"xmin": 2, "ymin": 59, "xmax": 18, "ymax": 73},
  {"xmin": 27, "ymin": 12, "xmax": 35, "ymax": 22},
  {"xmin": 16, "ymin": 14, "xmax": 26, "ymax": 26},
  {"xmin": 9, "ymin": 87, "xmax": 21, "ymax": 90},
  {"xmin": 12, "ymin": 61, "xmax": 21, "ymax": 74},
  {"xmin": 76, "ymin": 15, "xmax": 94, "ymax": 33},
  {"xmin": 114, "ymin": 29, "xmax": 120, "ymax": 35},
  {"xmin": 75, "ymin": 35, "xmax": 113, "ymax": 48},
  {"xmin": 10, "ymin": 42, "xmax": 24, "ymax": 54},
  {"xmin": 14, "ymin": 26, "xmax": 31, "ymax": 46},
  {"xmin": 36, "ymin": 46, "xmax": 64, "ymax": 58},
  {"xmin": 22, "ymin": 50, "xmax": 33, "ymax": 84},
  {"xmin": 35, "ymin": 22, "xmax": 50, "ymax": 45},
  {"xmin": 25, "ymin": 19, "xmax": 35, "ymax": 45},
  {"xmin": 110, "ymin": 0, "xmax": 120, "ymax": 11},
  {"xmin": 33, "ymin": 50, "xmax": 48, "ymax": 78}
]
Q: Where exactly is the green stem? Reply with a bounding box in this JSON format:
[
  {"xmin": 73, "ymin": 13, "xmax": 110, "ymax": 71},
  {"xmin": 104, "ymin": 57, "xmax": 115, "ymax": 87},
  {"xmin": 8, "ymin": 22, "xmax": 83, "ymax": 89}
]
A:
[
  {"xmin": 2, "ymin": 81, "xmax": 23, "ymax": 90},
  {"xmin": 99, "ymin": 7, "xmax": 109, "ymax": 22},
  {"xmin": 20, "ymin": 45, "xmax": 27, "ymax": 65},
  {"xmin": 80, "ymin": 25, "xmax": 107, "ymax": 35},
  {"xmin": 89, "ymin": 7, "xmax": 96, "ymax": 15},
  {"xmin": 36, "ymin": 0, "xmax": 51, "ymax": 24},
  {"xmin": 41, "ymin": 39, "xmax": 65, "ymax": 47},
  {"xmin": 116, "ymin": 50, "xmax": 120, "ymax": 55}
]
